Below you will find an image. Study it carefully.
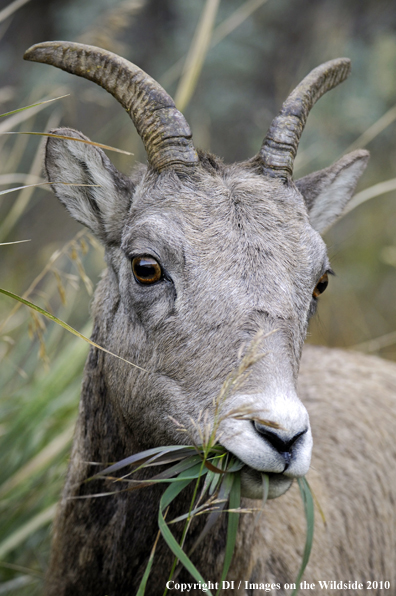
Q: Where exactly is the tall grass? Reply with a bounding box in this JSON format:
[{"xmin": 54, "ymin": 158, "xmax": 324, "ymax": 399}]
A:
[{"xmin": 0, "ymin": 97, "xmax": 105, "ymax": 593}]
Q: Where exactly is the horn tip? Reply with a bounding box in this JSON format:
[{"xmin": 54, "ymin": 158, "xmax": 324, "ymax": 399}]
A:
[
  {"xmin": 24, "ymin": 41, "xmax": 86, "ymax": 64},
  {"xmin": 23, "ymin": 43, "xmax": 40, "ymax": 62},
  {"xmin": 325, "ymin": 57, "xmax": 351, "ymax": 79},
  {"xmin": 24, "ymin": 41, "xmax": 58, "ymax": 63}
]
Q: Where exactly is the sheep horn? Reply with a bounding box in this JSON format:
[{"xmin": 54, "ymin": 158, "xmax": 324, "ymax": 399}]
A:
[
  {"xmin": 24, "ymin": 41, "xmax": 199, "ymax": 174},
  {"xmin": 259, "ymin": 58, "xmax": 351, "ymax": 181}
]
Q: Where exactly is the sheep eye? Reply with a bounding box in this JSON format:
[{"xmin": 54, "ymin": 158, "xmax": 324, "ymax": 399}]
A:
[
  {"xmin": 313, "ymin": 272, "xmax": 329, "ymax": 298},
  {"xmin": 132, "ymin": 256, "xmax": 162, "ymax": 284}
]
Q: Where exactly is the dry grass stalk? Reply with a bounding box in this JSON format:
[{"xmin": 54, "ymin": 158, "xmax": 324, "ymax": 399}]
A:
[
  {"xmin": 160, "ymin": 0, "xmax": 269, "ymax": 89},
  {"xmin": 174, "ymin": 0, "xmax": 221, "ymax": 112}
]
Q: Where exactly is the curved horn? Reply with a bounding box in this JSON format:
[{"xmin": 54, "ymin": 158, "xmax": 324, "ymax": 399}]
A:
[
  {"xmin": 24, "ymin": 41, "xmax": 199, "ymax": 174},
  {"xmin": 260, "ymin": 58, "xmax": 351, "ymax": 180}
]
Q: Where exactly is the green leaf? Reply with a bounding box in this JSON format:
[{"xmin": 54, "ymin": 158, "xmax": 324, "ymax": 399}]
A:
[{"xmin": 291, "ymin": 477, "xmax": 315, "ymax": 596}]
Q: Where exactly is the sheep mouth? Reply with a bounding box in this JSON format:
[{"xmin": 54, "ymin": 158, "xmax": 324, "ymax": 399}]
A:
[{"xmin": 240, "ymin": 466, "xmax": 294, "ymax": 500}]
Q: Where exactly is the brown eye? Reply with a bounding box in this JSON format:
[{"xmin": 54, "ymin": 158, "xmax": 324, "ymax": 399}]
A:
[
  {"xmin": 132, "ymin": 256, "xmax": 162, "ymax": 284},
  {"xmin": 313, "ymin": 273, "xmax": 329, "ymax": 298}
]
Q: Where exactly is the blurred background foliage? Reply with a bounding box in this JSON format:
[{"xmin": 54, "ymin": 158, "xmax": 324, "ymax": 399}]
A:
[{"xmin": 0, "ymin": 0, "xmax": 395, "ymax": 592}]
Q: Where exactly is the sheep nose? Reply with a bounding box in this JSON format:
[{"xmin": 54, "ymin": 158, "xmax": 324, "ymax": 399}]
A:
[{"xmin": 253, "ymin": 422, "xmax": 307, "ymax": 467}]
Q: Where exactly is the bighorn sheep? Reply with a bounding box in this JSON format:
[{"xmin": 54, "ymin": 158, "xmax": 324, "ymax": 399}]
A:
[{"xmin": 24, "ymin": 42, "xmax": 396, "ymax": 595}]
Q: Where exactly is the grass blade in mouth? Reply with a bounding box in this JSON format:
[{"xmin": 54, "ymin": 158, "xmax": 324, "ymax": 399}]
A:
[
  {"xmin": 92, "ymin": 455, "xmax": 204, "ymax": 490},
  {"xmin": 81, "ymin": 436, "xmax": 313, "ymax": 595},
  {"xmin": 187, "ymin": 463, "xmax": 237, "ymax": 559},
  {"xmin": 291, "ymin": 477, "xmax": 315, "ymax": 596},
  {"xmin": 91, "ymin": 445, "xmax": 198, "ymax": 479},
  {"xmin": 73, "ymin": 438, "xmax": 315, "ymax": 595}
]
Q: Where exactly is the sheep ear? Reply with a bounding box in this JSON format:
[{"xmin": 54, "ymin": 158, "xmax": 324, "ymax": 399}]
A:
[
  {"xmin": 45, "ymin": 128, "xmax": 134, "ymax": 244},
  {"xmin": 295, "ymin": 149, "xmax": 369, "ymax": 234}
]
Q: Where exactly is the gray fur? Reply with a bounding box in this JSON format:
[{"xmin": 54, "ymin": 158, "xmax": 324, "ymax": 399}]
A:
[{"xmin": 43, "ymin": 125, "xmax": 396, "ymax": 596}]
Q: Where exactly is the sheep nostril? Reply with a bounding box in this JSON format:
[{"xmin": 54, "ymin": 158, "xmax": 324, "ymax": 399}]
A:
[{"xmin": 253, "ymin": 422, "xmax": 307, "ymax": 463}]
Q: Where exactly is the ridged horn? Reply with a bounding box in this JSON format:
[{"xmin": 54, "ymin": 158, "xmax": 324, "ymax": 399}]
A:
[
  {"xmin": 260, "ymin": 58, "xmax": 351, "ymax": 180},
  {"xmin": 24, "ymin": 41, "xmax": 199, "ymax": 173}
]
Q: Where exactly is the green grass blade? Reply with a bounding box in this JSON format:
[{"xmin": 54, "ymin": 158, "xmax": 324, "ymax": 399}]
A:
[
  {"xmin": 162, "ymin": 467, "xmax": 208, "ymax": 488},
  {"xmin": 160, "ymin": 464, "xmax": 204, "ymax": 509},
  {"xmin": 217, "ymin": 472, "xmax": 240, "ymax": 595},
  {"xmin": 136, "ymin": 529, "xmax": 161, "ymax": 596},
  {"xmin": 159, "ymin": 475, "xmax": 213, "ymax": 596},
  {"xmin": 148, "ymin": 455, "xmax": 203, "ymax": 482},
  {"xmin": 209, "ymin": 469, "xmax": 223, "ymax": 496},
  {"xmin": 1, "ymin": 131, "xmax": 133, "ymax": 156},
  {"xmin": 158, "ymin": 510, "xmax": 212, "ymax": 594},
  {"xmin": 145, "ymin": 448, "xmax": 200, "ymax": 466},
  {"xmin": 225, "ymin": 458, "xmax": 244, "ymax": 473},
  {"xmin": 207, "ymin": 455, "xmax": 227, "ymax": 495},
  {"xmin": 94, "ymin": 446, "xmax": 197, "ymax": 478},
  {"xmin": 123, "ymin": 471, "xmax": 210, "ymax": 487},
  {"xmin": 0, "ymin": 287, "xmax": 146, "ymax": 372},
  {"xmin": 0, "ymin": 95, "xmax": 70, "ymax": 118},
  {"xmin": 291, "ymin": 477, "xmax": 315, "ymax": 596}
]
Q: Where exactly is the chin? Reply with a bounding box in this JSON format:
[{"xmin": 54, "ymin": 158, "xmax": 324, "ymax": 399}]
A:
[{"xmin": 240, "ymin": 467, "xmax": 294, "ymax": 500}]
